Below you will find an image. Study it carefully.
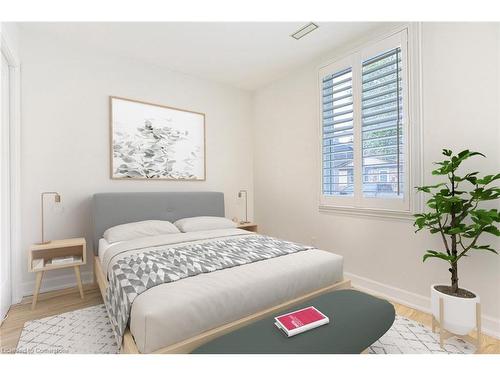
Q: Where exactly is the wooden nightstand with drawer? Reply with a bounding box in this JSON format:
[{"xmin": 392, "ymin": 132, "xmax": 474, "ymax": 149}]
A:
[{"xmin": 28, "ymin": 238, "xmax": 87, "ymax": 309}]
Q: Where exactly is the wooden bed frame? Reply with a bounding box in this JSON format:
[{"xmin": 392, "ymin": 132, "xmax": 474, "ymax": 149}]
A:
[{"xmin": 94, "ymin": 255, "xmax": 351, "ymax": 354}]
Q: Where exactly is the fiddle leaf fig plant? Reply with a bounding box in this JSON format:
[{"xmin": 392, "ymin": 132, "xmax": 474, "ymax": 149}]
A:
[{"xmin": 414, "ymin": 149, "xmax": 500, "ymax": 297}]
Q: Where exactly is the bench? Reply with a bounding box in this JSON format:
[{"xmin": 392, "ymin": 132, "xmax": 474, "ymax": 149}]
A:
[{"xmin": 192, "ymin": 289, "xmax": 395, "ymax": 354}]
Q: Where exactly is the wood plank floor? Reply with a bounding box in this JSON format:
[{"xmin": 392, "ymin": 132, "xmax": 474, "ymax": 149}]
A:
[{"xmin": 1, "ymin": 284, "xmax": 499, "ymax": 354}]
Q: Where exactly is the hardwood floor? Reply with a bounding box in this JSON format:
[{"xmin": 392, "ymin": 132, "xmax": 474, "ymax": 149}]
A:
[{"xmin": 1, "ymin": 284, "xmax": 499, "ymax": 354}]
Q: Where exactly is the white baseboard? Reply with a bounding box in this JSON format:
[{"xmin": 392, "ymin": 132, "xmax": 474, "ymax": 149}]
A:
[
  {"xmin": 345, "ymin": 271, "xmax": 500, "ymax": 339},
  {"xmin": 20, "ymin": 271, "xmax": 93, "ymax": 299}
]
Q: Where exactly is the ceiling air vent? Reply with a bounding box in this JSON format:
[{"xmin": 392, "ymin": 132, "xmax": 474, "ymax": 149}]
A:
[{"xmin": 291, "ymin": 22, "xmax": 319, "ymax": 40}]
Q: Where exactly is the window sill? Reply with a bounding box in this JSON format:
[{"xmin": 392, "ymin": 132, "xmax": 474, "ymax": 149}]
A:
[{"xmin": 318, "ymin": 204, "xmax": 415, "ymax": 221}]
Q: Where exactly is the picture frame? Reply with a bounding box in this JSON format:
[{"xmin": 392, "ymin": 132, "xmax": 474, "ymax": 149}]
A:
[{"xmin": 109, "ymin": 96, "xmax": 206, "ymax": 180}]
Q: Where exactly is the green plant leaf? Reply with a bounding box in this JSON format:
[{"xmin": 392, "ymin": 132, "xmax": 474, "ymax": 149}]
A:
[
  {"xmin": 456, "ymin": 150, "xmax": 485, "ymax": 161},
  {"xmin": 483, "ymin": 225, "xmax": 500, "ymax": 236},
  {"xmin": 476, "ymin": 173, "xmax": 500, "ymax": 185},
  {"xmin": 415, "ymin": 183, "xmax": 448, "ymax": 193},
  {"xmin": 423, "ymin": 250, "xmax": 456, "ymax": 263},
  {"xmin": 446, "ymin": 225, "xmax": 466, "ymax": 235},
  {"xmin": 471, "ymin": 245, "xmax": 498, "ymax": 254}
]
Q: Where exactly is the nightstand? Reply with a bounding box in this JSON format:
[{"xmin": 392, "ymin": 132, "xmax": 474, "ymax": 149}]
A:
[
  {"xmin": 28, "ymin": 238, "xmax": 87, "ymax": 309},
  {"xmin": 237, "ymin": 223, "xmax": 258, "ymax": 233}
]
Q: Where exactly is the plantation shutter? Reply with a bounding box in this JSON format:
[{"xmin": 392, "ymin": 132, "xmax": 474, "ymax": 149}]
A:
[
  {"xmin": 361, "ymin": 47, "xmax": 404, "ymax": 198},
  {"xmin": 321, "ymin": 68, "xmax": 354, "ymax": 196}
]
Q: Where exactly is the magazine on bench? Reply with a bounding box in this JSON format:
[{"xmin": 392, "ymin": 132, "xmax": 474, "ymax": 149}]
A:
[{"xmin": 274, "ymin": 306, "xmax": 329, "ymax": 337}]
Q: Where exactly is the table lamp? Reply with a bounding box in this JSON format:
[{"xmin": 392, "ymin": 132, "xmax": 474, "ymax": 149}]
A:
[
  {"xmin": 38, "ymin": 192, "xmax": 61, "ymax": 244},
  {"xmin": 238, "ymin": 190, "xmax": 249, "ymax": 224}
]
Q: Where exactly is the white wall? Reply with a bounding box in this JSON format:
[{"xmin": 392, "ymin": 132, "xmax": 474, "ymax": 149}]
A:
[
  {"xmin": 1, "ymin": 23, "xmax": 19, "ymax": 58},
  {"xmin": 254, "ymin": 23, "xmax": 500, "ymax": 336},
  {"xmin": 18, "ymin": 28, "xmax": 254, "ymax": 297}
]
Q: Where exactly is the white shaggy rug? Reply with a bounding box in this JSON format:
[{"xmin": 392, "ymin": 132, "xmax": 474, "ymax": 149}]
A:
[{"xmin": 16, "ymin": 304, "xmax": 475, "ymax": 354}]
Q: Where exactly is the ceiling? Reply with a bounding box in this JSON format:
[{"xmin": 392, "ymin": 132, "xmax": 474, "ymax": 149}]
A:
[{"xmin": 19, "ymin": 22, "xmax": 388, "ymax": 91}]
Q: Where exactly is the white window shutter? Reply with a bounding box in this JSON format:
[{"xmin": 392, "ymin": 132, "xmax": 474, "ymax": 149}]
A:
[
  {"xmin": 321, "ymin": 68, "xmax": 354, "ymax": 196},
  {"xmin": 361, "ymin": 48, "xmax": 404, "ymax": 199}
]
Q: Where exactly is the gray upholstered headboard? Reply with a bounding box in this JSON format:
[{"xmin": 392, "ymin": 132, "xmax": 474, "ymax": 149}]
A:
[{"xmin": 91, "ymin": 191, "xmax": 225, "ymax": 254}]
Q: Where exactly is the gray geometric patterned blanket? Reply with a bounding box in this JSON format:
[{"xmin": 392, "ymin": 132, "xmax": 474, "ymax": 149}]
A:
[{"xmin": 104, "ymin": 234, "xmax": 313, "ymax": 345}]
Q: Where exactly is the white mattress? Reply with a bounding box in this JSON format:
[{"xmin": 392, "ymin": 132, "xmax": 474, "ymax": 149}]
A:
[
  {"xmin": 98, "ymin": 238, "xmax": 127, "ymax": 261},
  {"xmin": 99, "ymin": 229, "xmax": 344, "ymax": 353},
  {"xmin": 98, "ymin": 238, "xmax": 113, "ymax": 259}
]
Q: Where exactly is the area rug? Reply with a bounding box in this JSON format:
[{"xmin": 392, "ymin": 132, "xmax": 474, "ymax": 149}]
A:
[
  {"xmin": 16, "ymin": 304, "xmax": 475, "ymax": 354},
  {"xmin": 16, "ymin": 304, "xmax": 119, "ymax": 354},
  {"xmin": 368, "ymin": 315, "xmax": 475, "ymax": 354}
]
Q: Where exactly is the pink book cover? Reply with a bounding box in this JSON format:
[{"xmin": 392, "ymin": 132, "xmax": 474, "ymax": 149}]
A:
[{"xmin": 276, "ymin": 306, "xmax": 327, "ymax": 331}]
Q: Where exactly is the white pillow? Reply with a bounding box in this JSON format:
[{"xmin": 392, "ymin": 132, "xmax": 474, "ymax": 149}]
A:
[
  {"xmin": 174, "ymin": 216, "xmax": 237, "ymax": 233},
  {"xmin": 103, "ymin": 220, "xmax": 180, "ymax": 243}
]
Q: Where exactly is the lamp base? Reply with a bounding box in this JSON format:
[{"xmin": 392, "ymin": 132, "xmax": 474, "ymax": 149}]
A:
[
  {"xmin": 36, "ymin": 240, "xmax": 51, "ymax": 245},
  {"xmin": 239, "ymin": 221, "xmax": 251, "ymax": 224}
]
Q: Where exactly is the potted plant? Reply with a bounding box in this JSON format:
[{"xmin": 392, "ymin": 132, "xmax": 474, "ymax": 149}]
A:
[{"xmin": 414, "ymin": 149, "xmax": 499, "ymax": 336}]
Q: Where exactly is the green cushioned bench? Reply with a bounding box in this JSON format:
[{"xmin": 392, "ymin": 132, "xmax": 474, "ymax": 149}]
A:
[{"xmin": 192, "ymin": 289, "xmax": 395, "ymax": 354}]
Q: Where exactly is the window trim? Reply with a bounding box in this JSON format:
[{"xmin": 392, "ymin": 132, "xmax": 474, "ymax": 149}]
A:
[
  {"xmin": 317, "ymin": 23, "xmax": 422, "ymax": 220},
  {"xmin": 1, "ymin": 31, "xmax": 22, "ymax": 305}
]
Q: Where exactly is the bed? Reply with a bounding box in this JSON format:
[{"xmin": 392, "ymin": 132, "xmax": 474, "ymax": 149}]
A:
[{"xmin": 92, "ymin": 192, "xmax": 349, "ymax": 353}]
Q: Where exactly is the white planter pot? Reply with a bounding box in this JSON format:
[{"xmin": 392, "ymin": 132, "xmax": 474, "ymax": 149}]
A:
[{"xmin": 431, "ymin": 284, "xmax": 479, "ymax": 336}]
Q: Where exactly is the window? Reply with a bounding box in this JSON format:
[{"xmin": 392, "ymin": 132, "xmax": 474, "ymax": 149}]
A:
[{"xmin": 319, "ymin": 28, "xmax": 418, "ymax": 215}]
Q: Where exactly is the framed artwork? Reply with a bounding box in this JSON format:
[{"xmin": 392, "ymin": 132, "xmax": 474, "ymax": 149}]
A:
[{"xmin": 110, "ymin": 96, "xmax": 205, "ymax": 180}]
